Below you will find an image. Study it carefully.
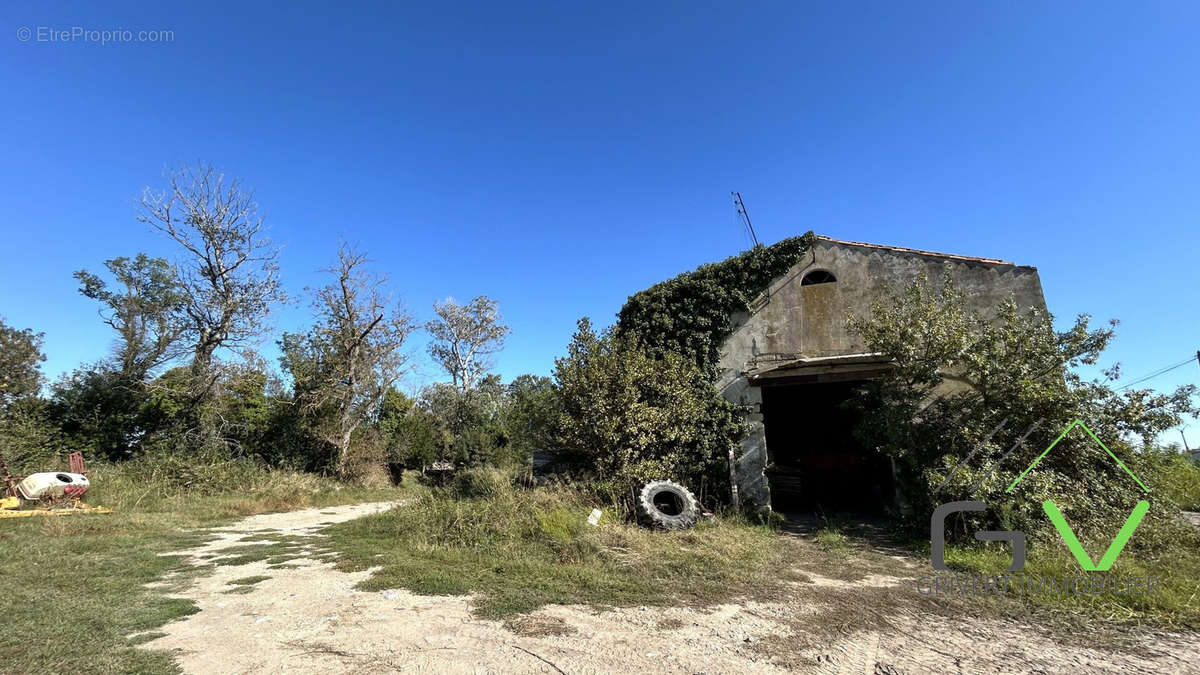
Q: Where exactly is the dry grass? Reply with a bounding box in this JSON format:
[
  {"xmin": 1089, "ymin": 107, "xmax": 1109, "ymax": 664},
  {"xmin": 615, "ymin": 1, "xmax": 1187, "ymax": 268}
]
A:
[{"xmin": 504, "ymin": 615, "xmax": 578, "ymax": 637}]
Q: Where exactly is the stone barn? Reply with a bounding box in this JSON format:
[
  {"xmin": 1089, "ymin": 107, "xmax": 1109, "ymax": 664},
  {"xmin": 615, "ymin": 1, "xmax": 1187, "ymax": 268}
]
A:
[{"xmin": 620, "ymin": 233, "xmax": 1047, "ymax": 515}]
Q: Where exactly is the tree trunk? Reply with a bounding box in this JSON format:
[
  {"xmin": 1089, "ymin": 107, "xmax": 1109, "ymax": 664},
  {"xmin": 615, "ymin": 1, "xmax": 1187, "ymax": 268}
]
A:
[
  {"xmin": 191, "ymin": 336, "xmax": 217, "ymax": 378},
  {"xmin": 335, "ymin": 425, "xmax": 354, "ymax": 478}
]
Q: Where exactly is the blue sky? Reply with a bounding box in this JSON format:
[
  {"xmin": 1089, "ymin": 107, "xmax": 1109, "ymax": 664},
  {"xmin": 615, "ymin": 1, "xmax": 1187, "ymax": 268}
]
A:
[{"xmin": 2, "ymin": 2, "xmax": 1197, "ymax": 444}]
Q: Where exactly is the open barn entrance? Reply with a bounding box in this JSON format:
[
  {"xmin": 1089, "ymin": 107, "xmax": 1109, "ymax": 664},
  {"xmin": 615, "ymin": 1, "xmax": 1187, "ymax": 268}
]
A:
[{"xmin": 760, "ymin": 379, "xmax": 894, "ymax": 515}]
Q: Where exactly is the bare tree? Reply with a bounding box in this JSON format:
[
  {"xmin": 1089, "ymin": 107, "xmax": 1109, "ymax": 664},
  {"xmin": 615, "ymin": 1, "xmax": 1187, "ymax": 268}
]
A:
[
  {"xmin": 282, "ymin": 244, "xmax": 415, "ymax": 476},
  {"xmin": 139, "ymin": 165, "xmax": 285, "ymax": 389},
  {"xmin": 426, "ymin": 296, "xmax": 511, "ymax": 392},
  {"xmin": 74, "ymin": 253, "xmax": 189, "ymax": 380}
]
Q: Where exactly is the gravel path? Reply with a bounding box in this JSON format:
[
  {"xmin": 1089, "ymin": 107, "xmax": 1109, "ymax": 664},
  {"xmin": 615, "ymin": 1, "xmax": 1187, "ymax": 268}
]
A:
[{"xmin": 138, "ymin": 502, "xmax": 1200, "ymax": 674}]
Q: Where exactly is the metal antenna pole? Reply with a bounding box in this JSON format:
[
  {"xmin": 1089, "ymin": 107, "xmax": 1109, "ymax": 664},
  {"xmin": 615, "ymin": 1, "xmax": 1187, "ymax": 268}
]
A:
[{"xmin": 732, "ymin": 191, "xmax": 759, "ymax": 247}]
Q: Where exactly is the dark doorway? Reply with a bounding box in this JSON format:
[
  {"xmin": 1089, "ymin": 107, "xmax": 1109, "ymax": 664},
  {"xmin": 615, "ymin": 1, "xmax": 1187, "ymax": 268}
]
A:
[{"xmin": 761, "ymin": 380, "xmax": 894, "ymax": 515}]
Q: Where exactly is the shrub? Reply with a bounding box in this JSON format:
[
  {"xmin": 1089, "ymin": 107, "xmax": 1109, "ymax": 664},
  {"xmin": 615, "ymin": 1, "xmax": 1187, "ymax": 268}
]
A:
[
  {"xmin": 1141, "ymin": 447, "xmax": 1200, "ymax": 512},
  {"xmin": 344, "ymin": 427, "xmax": 392, "ymax": 487},
  {"xmin": 379, "ymin": 389, "xmax": 449, "ymax": 470},
  {"xmin": 503, "ymin": 374, "xmax": 557, "ymax": 468},
  {"xmin": 452, "ymin": 466, "xmax": 512, "ymax": 500},
  {"xmin": 552, "ymin": 318, "xmax": 744, "ymax": 499},
  {"xmin": 0, "ymin": 399, "xmax": 65, "ymax": 474},
  {"xmin": 418, "ymin": 381, "xmax": 512, "ymax": 467},
  {"xmin": 50, "ymin": 368, "xmax": 164, "ymax": 461},
  {"xmin": 847, "ymin": 271, "xmax": 1198, "ymax": 542}
]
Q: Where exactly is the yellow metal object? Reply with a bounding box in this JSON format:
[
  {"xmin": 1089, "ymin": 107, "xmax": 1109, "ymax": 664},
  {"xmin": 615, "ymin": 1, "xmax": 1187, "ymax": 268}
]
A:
[
  {"xmin": 0, "ymin": 496, "xmax": 19, "ymax": 510},
  {"xmin": 0, "ymin": 501, "xmax": 112, "ymax": 518}
]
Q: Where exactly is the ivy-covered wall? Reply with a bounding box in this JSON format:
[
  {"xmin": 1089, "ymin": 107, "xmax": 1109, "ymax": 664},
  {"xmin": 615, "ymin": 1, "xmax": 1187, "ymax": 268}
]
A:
[{"xmin": 615, "ymin": 232, "xmax": 816, "ymax": 374}]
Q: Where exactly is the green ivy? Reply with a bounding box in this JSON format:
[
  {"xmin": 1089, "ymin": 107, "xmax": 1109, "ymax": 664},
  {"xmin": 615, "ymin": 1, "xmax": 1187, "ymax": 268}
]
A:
[{"xmin": 616, "ymin": 232, "xmax": 816, "ymax": 374}]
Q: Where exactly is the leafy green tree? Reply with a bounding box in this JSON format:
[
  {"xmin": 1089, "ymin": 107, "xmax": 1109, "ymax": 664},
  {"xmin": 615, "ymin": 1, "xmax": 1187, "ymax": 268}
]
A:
[
  {"xmin": 0, "ymin": 319, "xmax": 55, "ymax": 475},
  {"xmin": 0, "ymin": 398, "xmax": 63, "ymax": 475},
  {"xmin": 258, "ymin": 392, "xmax": 327, "ymax": 471},
  {"xmin": 378, "ymin": 388, "xmax": 450, "ymax": 469},
  {"xmin": 503, "ymin": 374, "xmax": 557, "ymax": 467},
  {"xmin": 74, "ymin": 254, "xmax": 188, "ymax": 380},
  {"xmin": 51, "ymin": 368, "xmax": 157, "ymax": 460},
  {"xmin": 0, "ymin": 318, "xmax": 45, "ymax": 410},
  {"xmin": 553, "ymin": 318, "xmax": 744, "ymax": 495},
  {"xmin": 51, "ymin": 353, "xmax": 279, "ymax": 462},
  {"xmin": 847, "ymin": 271, "xmax": 1198, "ymax": 538},
  {"xmin": 417, "ymin": 379, "xmax": 507, "ymax": 467},
  {"xmin": 213, "ymin": 360, "xmax": 276, "ymax": 457}
]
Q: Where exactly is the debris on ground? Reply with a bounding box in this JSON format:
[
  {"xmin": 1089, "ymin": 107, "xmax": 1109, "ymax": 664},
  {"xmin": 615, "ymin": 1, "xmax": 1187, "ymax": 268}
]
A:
[
  {"xmin": 17, "ymin": 472, "xmax": 90, "ymax": 500},
  {"xmin": 423, "ymin": 460, "xmax": 456, "ymax": 486},
  {"xmin": 0, "ymin": 449, "xmax": 113, "ymax": 518}
]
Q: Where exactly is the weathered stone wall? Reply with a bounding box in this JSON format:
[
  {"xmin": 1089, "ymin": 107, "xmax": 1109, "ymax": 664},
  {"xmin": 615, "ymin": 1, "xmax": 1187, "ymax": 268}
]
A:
[{"xmin": 718, "ymin": 238, "xmax": 1047, "ymax": 508}]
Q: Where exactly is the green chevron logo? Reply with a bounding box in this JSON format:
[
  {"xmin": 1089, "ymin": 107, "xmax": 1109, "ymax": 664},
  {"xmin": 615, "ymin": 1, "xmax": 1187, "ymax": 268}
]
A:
[{"xmin": 1008, "ymin": 420, "xmax": 1150, "ymax": 572}]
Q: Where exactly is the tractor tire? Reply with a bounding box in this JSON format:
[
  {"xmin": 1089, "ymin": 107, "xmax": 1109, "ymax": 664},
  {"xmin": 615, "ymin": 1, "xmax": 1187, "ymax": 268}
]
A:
[{"xmin": 636, "ymin": 480, "xmax": 699, "ymax": 530}]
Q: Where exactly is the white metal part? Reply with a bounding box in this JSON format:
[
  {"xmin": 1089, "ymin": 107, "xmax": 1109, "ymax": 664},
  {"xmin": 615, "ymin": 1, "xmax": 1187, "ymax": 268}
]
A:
[{"xmin": 16, "ymin": 472, "xmax": 90, "ymax": 500}]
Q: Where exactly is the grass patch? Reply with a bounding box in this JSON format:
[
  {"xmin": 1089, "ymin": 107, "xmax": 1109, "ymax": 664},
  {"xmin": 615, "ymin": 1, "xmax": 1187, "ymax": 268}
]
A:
[
  {"xmin": 943, "ymin": 533, "xmax": 1200, "ymax": 630},
  {"xmin": 126, "ymin": 632, "xmax": 168, "ymax": 646},
  {"xmin": 227, "ymin": 575, "xmax": 271, "ymax": 586},
  {"xmin": 327, "ymin": 484, "xmax": 816, "ymax": 619},
  {"xmin": 0, "ymin": 458, "xmax": 406, "ymax": 674},
  {"xmin": 812, "ymin": 527, "xmax": 850, "ymax": 554},
  {"xmin": 208, "ymin": 536, "xmax": 328, "ymax": 566}
]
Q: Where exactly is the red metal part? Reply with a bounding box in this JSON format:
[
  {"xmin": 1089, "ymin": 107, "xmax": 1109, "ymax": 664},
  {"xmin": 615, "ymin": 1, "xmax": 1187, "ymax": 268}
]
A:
[{"xmin": 63, "ymin": 484, "xmax": 89, "ymax": 498}]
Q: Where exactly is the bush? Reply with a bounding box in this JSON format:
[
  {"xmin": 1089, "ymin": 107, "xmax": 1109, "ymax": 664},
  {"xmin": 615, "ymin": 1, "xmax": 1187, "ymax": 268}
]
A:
[
  {"xmin": 417, "ymin": 381, "xmax": 512, "ymax": 467},
  {"xmin": 379, "ymin": 389, "xmax": 451, "ymax": 470},
  {"xmin": 552, "ymin": 318, "xmax": 744, "ymax": 500},
  {"xmin": 452, "ymin": 466, "xmax": 512, "ymax": 500},
  {"xmin": 847, "ymin": 271, "xmax": 1198, "ymax": 542},
  {"xmin": 1141, "ymin": 447, "xmax": 1200, "ymax": 512},
  {"xmin": 50, "ymin": 368, "xmax": 164, "ymax": 461},
  {"xmin": 0, "ymin": 399, "xmax": 66, "ymax": 474},
  {"xmin": 503, "ymin": 375, "xmax": 558, "ymax": 468},
  {"xmin": 344, "ymin": 427, "xmax": 392, "ymax": 487}
]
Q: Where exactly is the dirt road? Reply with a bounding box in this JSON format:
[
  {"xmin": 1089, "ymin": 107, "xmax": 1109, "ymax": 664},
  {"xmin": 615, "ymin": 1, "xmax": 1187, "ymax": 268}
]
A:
[{"xmin": 140, "ymin": 503, "xmax": 1199, "ymax": 674}]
